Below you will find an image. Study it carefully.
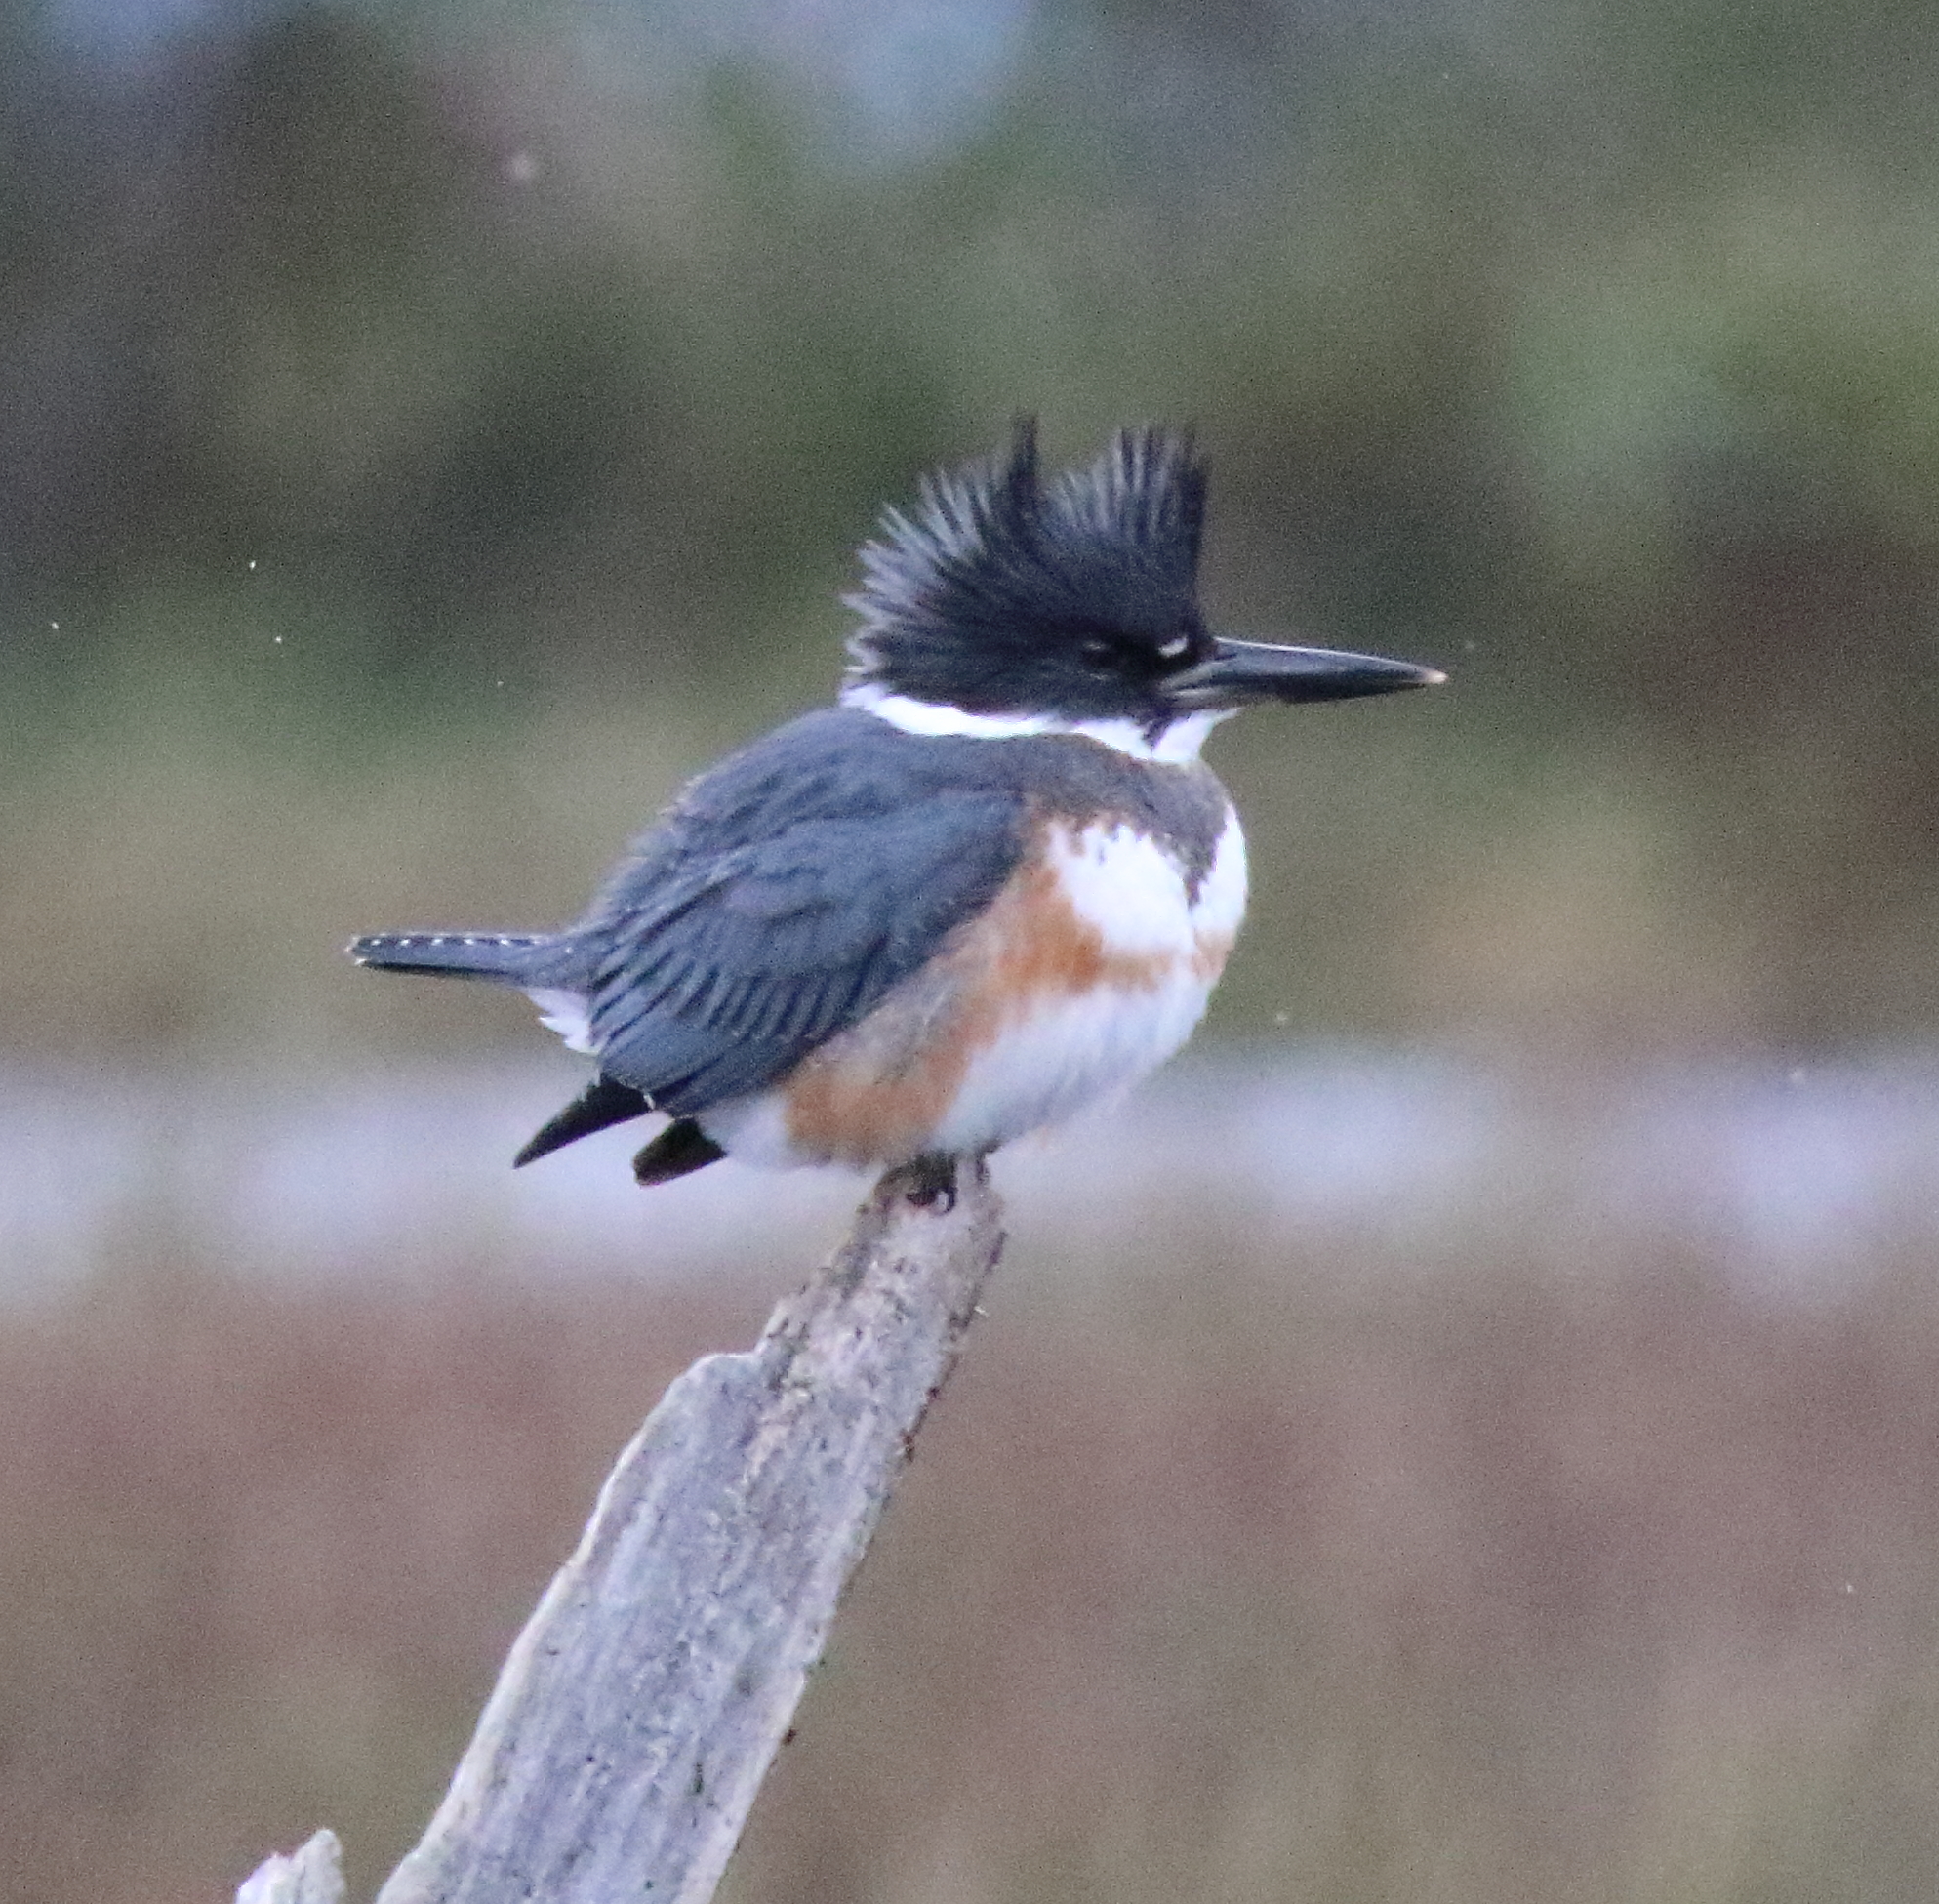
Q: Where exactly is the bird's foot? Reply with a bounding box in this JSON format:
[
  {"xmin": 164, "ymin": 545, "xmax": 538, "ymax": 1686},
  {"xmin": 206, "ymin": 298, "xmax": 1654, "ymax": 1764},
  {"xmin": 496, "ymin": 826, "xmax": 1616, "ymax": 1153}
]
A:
[{"xmin": 895, "ymin": 1152, "xmax": 960, "ymax": 1212}]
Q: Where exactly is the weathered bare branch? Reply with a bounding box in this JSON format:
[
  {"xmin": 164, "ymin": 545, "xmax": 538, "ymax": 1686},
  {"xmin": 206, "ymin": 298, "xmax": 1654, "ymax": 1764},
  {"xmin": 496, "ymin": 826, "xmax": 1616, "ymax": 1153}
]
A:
[
  {"xmin": 238, "ymin": 1157, "xmax": 1004, "ymax": 1904},
  {"xmin": 236, "ymin": 1829, "xmax": 344, "ymax": 1904}
]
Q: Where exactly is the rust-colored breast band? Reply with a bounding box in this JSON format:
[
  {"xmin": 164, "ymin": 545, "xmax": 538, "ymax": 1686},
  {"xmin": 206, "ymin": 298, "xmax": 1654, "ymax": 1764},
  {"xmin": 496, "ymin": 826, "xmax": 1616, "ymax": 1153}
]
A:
[{"xmin": 779, "ymin": 819, "xmax": 1195, "ymax": 1166}]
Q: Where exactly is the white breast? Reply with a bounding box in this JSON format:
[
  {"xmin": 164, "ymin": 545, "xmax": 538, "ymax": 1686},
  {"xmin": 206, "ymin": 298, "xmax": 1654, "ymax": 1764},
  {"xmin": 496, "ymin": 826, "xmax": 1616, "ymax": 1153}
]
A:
[{"xmin": 927, "ymin": 806, "xmax": 1247, "ymax": 1155}]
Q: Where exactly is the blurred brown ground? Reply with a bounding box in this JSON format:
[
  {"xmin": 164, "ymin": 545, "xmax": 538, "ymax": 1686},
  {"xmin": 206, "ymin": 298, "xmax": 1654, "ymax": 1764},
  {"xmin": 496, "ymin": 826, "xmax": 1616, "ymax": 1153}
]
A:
[{"xmin": 6, "ymin": 1215, "xmax": 1938, "ymax": 1904}]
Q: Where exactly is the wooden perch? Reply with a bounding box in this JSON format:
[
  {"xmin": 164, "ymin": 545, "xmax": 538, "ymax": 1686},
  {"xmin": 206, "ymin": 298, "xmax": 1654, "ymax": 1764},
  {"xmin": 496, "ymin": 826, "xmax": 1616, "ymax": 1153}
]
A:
[{"xmin": 238, "ymin": 1158, "xmax": 1006, "ymax": 1904}]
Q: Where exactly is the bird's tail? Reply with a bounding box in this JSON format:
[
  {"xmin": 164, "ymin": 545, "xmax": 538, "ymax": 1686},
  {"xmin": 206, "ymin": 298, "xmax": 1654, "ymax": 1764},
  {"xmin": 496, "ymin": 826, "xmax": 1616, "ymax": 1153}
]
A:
[{"xmin": 348, "ymin": 930, "xmax": 557, "ymax": 982}]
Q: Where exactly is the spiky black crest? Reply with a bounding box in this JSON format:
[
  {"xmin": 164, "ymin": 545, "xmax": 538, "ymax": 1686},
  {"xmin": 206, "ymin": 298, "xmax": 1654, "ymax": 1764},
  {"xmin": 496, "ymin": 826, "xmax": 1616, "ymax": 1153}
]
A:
[{"xmin": 844, "ymin": 421, "xmax": 1216, "ymax": 721}]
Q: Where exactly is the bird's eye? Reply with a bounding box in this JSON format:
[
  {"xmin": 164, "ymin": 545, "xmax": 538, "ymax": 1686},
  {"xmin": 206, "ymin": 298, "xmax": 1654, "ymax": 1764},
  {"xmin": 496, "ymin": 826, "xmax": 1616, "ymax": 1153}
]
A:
[{"xmin": 1079, "ymin": 636, "xmax": 1114, "ymax": 662}]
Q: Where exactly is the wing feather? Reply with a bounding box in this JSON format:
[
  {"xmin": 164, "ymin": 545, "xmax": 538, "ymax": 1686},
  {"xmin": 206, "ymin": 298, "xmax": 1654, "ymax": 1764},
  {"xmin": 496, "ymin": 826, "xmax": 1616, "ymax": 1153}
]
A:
[{"xmin": 563, "ymin": 712, "xmax": 1027, "ymax": 1115}]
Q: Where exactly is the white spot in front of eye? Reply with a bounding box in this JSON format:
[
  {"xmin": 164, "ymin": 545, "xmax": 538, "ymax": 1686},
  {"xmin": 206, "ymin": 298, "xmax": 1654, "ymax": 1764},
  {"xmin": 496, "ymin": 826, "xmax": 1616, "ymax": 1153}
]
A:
[{"xmin": 1157, "ymin": 635, "xmax": 1191, "ymax": 659}]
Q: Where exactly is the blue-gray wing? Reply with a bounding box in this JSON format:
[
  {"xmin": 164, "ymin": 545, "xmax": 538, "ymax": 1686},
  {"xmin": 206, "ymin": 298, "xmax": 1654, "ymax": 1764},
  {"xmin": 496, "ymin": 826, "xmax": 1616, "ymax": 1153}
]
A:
[{"xmin": 568, "ymin": 711, "xmax": 1026, "ymax": 1114}]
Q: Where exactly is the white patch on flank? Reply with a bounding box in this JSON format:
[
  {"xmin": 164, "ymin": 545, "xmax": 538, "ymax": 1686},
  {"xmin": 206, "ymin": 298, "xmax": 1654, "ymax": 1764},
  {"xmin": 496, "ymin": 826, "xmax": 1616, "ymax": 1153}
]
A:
[
  {"xmin": 841, "ymin": 681, "xmax": 1231, "ymax": 763},
  {"xmin": 525, "ymin": 988, "xmax": 594, "ymax": 1055},
  {"xmin": 695, "ymin": 1091, "xmax": 802, "ymax": 1173}
]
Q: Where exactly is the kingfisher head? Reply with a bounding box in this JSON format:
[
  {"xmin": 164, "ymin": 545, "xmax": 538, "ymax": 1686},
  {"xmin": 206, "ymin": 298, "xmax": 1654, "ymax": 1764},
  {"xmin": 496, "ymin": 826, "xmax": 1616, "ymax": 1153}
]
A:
[{"xmin": 840, "ymin": 421, "xmax": 1443, "ymax": 758}]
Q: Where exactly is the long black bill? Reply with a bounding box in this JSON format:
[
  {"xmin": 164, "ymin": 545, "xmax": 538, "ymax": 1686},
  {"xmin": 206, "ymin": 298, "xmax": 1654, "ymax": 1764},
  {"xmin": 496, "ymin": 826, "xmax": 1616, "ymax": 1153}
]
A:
[{"xmin": 1170, "ymin": 637, "xmax": 1445, "ymax": 709}]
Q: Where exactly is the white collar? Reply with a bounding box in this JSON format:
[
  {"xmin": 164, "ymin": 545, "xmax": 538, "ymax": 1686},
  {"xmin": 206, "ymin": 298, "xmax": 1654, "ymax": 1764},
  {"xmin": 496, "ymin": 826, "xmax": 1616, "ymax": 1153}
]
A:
[{"xmin": 840, "ymin": 681, "xmax": 1229, "ymax": 763}]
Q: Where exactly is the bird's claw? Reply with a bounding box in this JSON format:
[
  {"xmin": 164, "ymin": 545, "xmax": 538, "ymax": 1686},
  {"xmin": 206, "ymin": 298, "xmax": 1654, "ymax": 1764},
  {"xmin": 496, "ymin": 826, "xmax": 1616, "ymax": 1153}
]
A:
[{"xmin": 899, "ymin": 1154, "xmax": 958, "ymax": 1211}]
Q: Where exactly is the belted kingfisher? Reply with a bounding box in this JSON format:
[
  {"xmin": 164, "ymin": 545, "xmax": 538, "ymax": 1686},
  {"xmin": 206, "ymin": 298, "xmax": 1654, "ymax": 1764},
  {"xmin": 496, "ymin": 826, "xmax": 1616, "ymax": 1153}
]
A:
[{"xmin": 351, "ymin": 424, "xmax": 1441, "ymax": 1191}]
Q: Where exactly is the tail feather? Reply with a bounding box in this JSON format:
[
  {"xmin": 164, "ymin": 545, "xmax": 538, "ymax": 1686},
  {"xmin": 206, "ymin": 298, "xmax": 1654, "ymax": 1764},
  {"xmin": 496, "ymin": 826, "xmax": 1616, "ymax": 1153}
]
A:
[
  {"xmin": 349, "ymin": 930, "xmax": 554, "ymax": 981},
  {"xmin": 514, "ymin": 1074, "xmax": 653, "ymax": 1167},
  {"xmin": 632, "ymin": 1117, "xmax": 728, "ymax": 1186}
]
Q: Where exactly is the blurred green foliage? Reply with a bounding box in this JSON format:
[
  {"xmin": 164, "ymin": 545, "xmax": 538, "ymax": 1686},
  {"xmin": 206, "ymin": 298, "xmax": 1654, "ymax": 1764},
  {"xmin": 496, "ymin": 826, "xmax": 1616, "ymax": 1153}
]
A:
[{"xmin": 4, "ymin": 0, "xmax": 1938, "ymax": 1054}]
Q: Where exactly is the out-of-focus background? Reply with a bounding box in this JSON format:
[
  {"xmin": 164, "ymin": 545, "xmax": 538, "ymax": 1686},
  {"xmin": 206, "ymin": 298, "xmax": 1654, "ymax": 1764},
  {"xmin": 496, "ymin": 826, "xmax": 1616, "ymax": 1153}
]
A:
[{"xmin": 5, "ymin": 2, "xmax": 1939, "ymax": 1898}]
